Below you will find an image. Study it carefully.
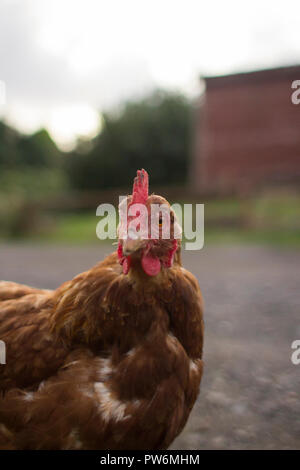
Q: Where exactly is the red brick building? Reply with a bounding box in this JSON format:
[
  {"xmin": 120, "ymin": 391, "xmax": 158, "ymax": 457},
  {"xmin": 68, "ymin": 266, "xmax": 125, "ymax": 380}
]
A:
[{"xmin": 192, "ymin": 65, "xmax": 300, "ymax": 194}]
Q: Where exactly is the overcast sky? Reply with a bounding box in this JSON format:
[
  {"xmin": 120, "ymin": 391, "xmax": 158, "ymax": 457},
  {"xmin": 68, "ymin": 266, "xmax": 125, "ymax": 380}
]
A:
[{"xmin": 0, "ymin": 0, "xmax": 300, "ymax": 148}]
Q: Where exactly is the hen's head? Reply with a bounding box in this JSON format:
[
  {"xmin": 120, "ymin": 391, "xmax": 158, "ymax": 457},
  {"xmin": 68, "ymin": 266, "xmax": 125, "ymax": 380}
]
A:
[{"xmin": 117, "ymin": 169, "xmax": 181, "ymax": 277}]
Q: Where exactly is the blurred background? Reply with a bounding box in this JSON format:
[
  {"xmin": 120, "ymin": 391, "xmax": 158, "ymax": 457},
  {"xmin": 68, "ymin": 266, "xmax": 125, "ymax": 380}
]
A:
[{"xmin": 0, "ymin": 0, "xmax": 300, "ymax": 449}]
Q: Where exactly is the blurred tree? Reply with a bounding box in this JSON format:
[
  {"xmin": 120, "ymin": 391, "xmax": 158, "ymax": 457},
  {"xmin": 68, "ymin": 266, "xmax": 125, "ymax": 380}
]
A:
[
  {"xmin": 16, "ymin": 129, "xmax": 62, "ymax": 168},
  {"xmin": 67, "ymin": 90, "xmax": 193, "ymax": 189},
  {"xmin": 0, "ymin": 123, "xmax": 67, "ymax": 237},
  {"xmin": 0, "ymin": 121, "xmax": 21, "ymax": 167},
  {"xmin": 0, "ymin": 123, "xmax": 62, "ymax": 170}
]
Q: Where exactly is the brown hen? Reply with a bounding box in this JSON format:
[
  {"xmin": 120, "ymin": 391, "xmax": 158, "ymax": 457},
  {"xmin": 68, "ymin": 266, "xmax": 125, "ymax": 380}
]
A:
[{"xmin": 0, "ymin": 169, "xmax": 204, "ymax": 450}]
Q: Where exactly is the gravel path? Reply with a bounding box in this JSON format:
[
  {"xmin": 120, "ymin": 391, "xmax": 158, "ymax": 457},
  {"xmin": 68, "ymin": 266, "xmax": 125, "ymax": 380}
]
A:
[{"xmin": 0, "ymin": 243, "xmax": 299, "ymax": 449}]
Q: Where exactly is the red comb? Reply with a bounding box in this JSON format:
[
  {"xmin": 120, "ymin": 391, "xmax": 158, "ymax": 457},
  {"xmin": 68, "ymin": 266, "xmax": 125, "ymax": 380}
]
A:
[{"xmin": 131, "ymin": 169, "xmax": 149, "ymax": 205}]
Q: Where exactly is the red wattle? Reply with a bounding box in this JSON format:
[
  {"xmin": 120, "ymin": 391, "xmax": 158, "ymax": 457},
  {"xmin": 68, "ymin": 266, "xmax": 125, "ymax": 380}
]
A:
[
  {"xmin": 141, "ymin": 253, "xmax": 161, "ymax": 276},
  {"xmin": 117, "ymin": 241, "xmax": 123, "ymax": 261},
  {"xmin": 117, "ymin": 241, "xmax": 131, "ymax": 274},
  {"xmin": 164, "ymin": 239, "xmax": 178, "ymax": 268},
  {"xmin": 122, "ymin": 256, "xmax": 131, "ymax": 274}
]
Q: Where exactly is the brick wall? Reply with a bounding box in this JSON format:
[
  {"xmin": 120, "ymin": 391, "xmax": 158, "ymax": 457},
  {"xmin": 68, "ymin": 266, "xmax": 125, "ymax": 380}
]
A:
[{"xmin": 192, "ymin": 66, "xmax": 300, "ymax": 194}]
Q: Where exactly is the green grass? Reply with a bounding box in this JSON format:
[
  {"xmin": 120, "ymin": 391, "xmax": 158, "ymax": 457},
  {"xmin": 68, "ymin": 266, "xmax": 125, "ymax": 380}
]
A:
[
  {"xmin": 29, "ymin": 213, "xmax": 108, "ymax": 244},
  {"xmin": 46, "ymin": 213, "xmax": 100, "ymax": 243},
  {"xmin": 204, "ymin": 227, "xmax": 300, "ymax": 247},
  {"xmin": 203, "ymin": 193, "xmax": 300, "ymax": 247},
  {"xmin": 2, "ymin": 191, "xmax": 300, "ymax": 248}
]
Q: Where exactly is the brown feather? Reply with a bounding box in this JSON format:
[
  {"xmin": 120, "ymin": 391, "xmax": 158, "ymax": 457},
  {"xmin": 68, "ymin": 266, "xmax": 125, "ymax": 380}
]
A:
[{"xmin": 0, "ymin": 197, "xmax": 204, "ymax": 450}]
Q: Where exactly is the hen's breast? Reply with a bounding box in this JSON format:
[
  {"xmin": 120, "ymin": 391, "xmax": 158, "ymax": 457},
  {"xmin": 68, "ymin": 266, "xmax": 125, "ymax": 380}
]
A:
[
  {"xmin": 0, "ymin": 261, "xmax": 203, "ymax": 450},
  {"xmin": 89, "ymin": 266, "xmax": 204, "ymax": 449},
  {"xmin": 90, "ymin": 313, "xmax": 203, "ymax": 450}
]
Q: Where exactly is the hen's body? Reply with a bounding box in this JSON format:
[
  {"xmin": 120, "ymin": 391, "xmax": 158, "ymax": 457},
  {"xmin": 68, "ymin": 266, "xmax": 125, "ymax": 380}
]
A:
[
  {"xmin": 0, "ymin": 170, "xmax": 204, "ymax": 449},
  {"xmin": 0, "ymin": 251, "xmax": 203, "ymax": 450}
]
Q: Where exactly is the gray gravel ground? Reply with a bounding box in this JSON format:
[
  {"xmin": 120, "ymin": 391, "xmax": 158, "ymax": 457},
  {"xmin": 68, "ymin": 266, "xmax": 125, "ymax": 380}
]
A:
[{"xmin": 0, "ymin": 243, "xmax": 299, "ymax": 449}]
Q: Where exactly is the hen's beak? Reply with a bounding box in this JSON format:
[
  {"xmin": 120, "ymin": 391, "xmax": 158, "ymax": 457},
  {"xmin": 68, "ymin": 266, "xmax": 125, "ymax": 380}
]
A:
[{"xmin": 122, "ymin": 237, "xmax": 145, "ymax": 256}]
